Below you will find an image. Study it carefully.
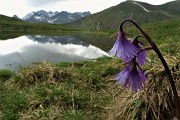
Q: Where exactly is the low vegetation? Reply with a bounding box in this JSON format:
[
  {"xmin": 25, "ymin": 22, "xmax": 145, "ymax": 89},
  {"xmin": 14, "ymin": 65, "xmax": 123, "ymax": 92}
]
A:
[
  {"xmin": 0, "ymin": 57, "xmax": 122, "ymax": 119},
  {"xmin": 0, "ymin": 15, "xmax": 80, "ymax": 40},
  {"xmin": 0, "ymin": 54, "xmax": 179, "ymax": 119},
  {"xmin": 0, "ymin": 14, "xmax": 180, "ymax": 119},
  {"xmin": 68, "ymin": 1, "xmax": 180, "ymax": 30}
]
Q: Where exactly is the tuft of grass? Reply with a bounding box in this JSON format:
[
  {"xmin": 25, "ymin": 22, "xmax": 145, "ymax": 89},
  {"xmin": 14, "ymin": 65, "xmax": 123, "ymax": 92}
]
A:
[
  {"xmin": 14, "ymin": 62, "xmax": 71, "ymax": 88},
  {"xmin": 106, "ymin": 55, "xmax": 180, "ymax": 120},
  {"xmin": 0, "ymin": 69, "xmax": 13, "ymax": 81},
  {"xmin": 0, "ymin": 55, "xmax": 179, "ymax": 119},
  {"xmin": 0, "ymin": 57, "xmax": 123, "ymax": 119},
  {"xmin": 0, "ymin": 90, "xmax": 28, "ymax": 120}
]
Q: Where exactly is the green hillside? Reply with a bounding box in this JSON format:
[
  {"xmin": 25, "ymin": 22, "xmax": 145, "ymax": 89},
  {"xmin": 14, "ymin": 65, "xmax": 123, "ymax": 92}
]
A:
[
  {"xmin": 68, "ymin": 0, "xmax": 180, "ymax": 30},
  {"xmin": 0, "ymin": 10, "xmax": 180, "ymax": 120},
  {"xmin": 0, "ymin": 22, "xmax": 179, "ymax": 119},
  {"xmin": 0, "ymin": 15, "xmax": 79, "ymax": 39},
  {"xmin": 157, "ymin": 0, "xmax": 180, "ymax": 16},
  {"xmin": 71, "ymin": 19, "xmax": 180, "ymax": 58}
]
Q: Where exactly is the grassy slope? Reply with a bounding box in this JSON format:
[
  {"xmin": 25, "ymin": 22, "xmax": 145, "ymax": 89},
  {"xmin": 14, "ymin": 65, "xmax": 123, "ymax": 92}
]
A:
[
  {"xmin": 68, "ymin": 0, "xmax": 180, "ymax": 30},
  {"xmin": 0, "ymin": 16, "xmax": 180, "ymax": 119},
  {"xmin": 73, "ymin": 19, "xmax": 180, "ymax": 55},
  {"xmin": 0, "ymin": 56, "xmax": 179, "ymax": 120},
  {"xmin": 124, "ymin": 19, "xmax": 180, "ymax": 55},
  {"xmin": 0, "ymin": 57, "xmax": 123, "ymax": 119},
  {"xmin": 0, "ymin": 15, "xmax": 80, "ymax": 40}
]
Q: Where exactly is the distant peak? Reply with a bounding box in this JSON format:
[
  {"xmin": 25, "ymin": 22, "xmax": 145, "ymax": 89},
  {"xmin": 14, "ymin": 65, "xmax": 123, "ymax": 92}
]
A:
[
  {"xmin": 13, "ymin": 14, "xmax": 21, "ymax": 20},
  {"xmin": 22, "ymin": 10, "xmax": 91, "ymax": 24},
  {"xmin": 133, "ymin": 1, "xmax": 150, "ymax": 12}
]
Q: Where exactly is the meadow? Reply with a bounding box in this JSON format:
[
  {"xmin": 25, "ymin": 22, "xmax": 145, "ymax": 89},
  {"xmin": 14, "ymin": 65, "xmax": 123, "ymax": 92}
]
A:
[{"xmin": 0, "ymin": 18, "xmax": 179, "ymax": 119}]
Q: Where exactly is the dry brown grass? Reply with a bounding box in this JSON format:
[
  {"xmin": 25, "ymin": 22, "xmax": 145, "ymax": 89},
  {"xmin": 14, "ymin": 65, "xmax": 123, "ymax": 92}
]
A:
[
  {"xmin": 15, "ymin": 62, "xmax": 71, "ymax": 88},
  {"xmin": 106, "ymin": 55, "xmax": 180, "ymax": 120},
  {"xmin": 1, "ymin": 56, "xmax": 179, "ymax": 119}
]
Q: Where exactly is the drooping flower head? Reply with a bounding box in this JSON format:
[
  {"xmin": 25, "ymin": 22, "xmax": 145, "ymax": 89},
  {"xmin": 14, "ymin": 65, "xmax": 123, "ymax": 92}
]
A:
[
  {"xmin": 115, "ymin": 58, "xmax": 147, "ymax": 92},
  {"xmin": 137, "ymin": 50, "xmax": 146, "ymax": 66},
  {"xmin": 109, "ymin": 31, "xmax": 139, "ymax": 62},
  {"xmin": 132, "ymin": 37, "xmax": 147, "ymax": 66}
]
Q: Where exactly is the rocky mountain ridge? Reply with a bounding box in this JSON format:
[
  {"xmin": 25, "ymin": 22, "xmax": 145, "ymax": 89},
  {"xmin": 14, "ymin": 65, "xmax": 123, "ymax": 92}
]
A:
[{"xmin": 21, "ymin": 10, "xmax": 91, "ymax": 24}]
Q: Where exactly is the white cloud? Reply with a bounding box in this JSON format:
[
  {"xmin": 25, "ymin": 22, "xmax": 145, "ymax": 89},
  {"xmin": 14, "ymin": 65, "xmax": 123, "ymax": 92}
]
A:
[
  {"xmin": 0, "ymin": 0, "xmax": 176, "ymax": 18},
  {"xmin": 26, "ymin": 0, "xmax": 67, "ymax": 7}
]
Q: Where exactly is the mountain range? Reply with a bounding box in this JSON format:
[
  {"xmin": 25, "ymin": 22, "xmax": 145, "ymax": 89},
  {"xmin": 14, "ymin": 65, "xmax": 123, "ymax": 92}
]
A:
[
  {"xmin": 68, "ymin": 0, "xmax": 180, "ymax": 30},
  {"xmin": 4, "ymin": 0, "xmax": 180, "ymax": 31},
  {"xmin": 21, "ymin": 10, "xmax": 91, "ymax": 24}
]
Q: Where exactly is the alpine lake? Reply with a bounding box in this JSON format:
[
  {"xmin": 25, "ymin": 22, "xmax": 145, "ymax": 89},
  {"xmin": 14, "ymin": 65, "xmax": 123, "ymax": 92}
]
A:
[{"xmin": 0, "ymin": 32, "xmax": 115, "ymax": 70}]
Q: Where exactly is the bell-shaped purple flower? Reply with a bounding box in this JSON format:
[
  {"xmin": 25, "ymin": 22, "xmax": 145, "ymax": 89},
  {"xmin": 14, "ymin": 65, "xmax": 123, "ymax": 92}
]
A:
[
  {"xmin": 109, "ymin": 31, "xmax": 139, "ymax": 62},
  {"xmin": 132, "ymin": 38, "xmax": 147, "ymax": 66},
  {"xmin": 115, "ymin": 60, "xmax": 147, "ymax": 92},
  {"xmin": 137, "ymin": 50, "xmax": 146, "ymax": 66}
]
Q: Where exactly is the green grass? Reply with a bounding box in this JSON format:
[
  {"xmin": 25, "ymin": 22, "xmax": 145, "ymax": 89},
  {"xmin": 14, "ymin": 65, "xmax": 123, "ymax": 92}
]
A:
[
  {"xmin": 1, "ymin": 15, "xmax": 180, "ymax": 57},
  {"xmin": 0, "ymin": 69, "xmax": 13, "ymax": 81},
  {"xmin": 0, "ymin": 90, "xmax": 28, "ymax": 120},
  {"xmin": 0, "ymin": 55, "xmax": 179, "ymax": 119},
  {"xmin": 68, "ymin": 1, "xmax": 180, "ymax": 31},
  {"xmin": 0, "ymin": 57, "xmax": 123, "ymax": 119},
  {"xmin": 106, "ymin": 19, "xmax": 180, "ymax": 55},
  {"xmin": 0, "ymin": 15, "xmax": 180, "ymax": 119},
  {"xmin": 0, "ymin": 15, "xmax": 81, "ymax": 40}
]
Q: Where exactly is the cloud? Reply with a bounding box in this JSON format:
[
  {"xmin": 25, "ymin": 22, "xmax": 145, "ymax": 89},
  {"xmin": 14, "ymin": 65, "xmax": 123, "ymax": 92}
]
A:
[{"xmin": 26, "ymin": 0, "xmax": 67, "ymax": 7}]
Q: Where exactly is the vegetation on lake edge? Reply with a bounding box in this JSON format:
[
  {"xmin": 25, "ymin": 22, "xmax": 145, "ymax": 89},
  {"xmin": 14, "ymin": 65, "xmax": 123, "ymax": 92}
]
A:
[
  {"xmin": 0, "ymin": 55, "xmax": 179, "ymax": 120},
  {"xmin": 0, "ymin": 14, "xmax": 180, "ymax": 120},
  {"xmin": 0, "ymin": 14, "xmax": 82, "ymax": 40}
]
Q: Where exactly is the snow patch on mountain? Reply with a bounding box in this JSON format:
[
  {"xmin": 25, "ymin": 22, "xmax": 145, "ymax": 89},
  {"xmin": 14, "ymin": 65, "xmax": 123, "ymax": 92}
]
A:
[
  {"xmin": 34, "ymin": 16, "xmax": 42, "ymax": 20},
  {"xmin": 133, "ymin": 2, "xmax": 150, "ymax": 12},
  {"xmin": 22, "ymin": 11, "xmax": 91, "ymax": 24},
  {"xmin": 23, "ymin": 12, "xmax": 35, "ymax": 19}
]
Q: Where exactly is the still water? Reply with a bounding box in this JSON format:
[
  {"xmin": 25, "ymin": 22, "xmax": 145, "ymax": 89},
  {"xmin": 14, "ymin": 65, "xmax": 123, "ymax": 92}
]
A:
[{"xmin": 0, "ymin": 35, "xmax": 109, "ymax": 70}]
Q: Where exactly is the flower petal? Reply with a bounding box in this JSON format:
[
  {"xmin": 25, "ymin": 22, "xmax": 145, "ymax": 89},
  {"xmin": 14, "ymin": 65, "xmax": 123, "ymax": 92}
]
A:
[
  {"xmin": 137, "ymin": 51, "xmax": 146, "ymax": 66},
  {"xmin": 115, "ymin": 65, "xmax": 130, "ymax": 84},
  {"xmin": 109, "ymin": 31, "xmax": 139, "ymax": 62}
]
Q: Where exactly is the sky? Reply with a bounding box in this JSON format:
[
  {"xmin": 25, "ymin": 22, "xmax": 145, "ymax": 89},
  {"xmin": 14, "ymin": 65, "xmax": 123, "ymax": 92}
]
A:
[{"xmin": 0, "ymin": 0, "xmax": 176, "ymax": 18}]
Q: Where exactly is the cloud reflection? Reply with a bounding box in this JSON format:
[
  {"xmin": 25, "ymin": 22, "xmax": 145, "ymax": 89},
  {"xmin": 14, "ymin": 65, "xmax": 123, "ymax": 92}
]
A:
[{"xmin": 0, "ymin": 35, "xmax": 108, "ymax": 70}]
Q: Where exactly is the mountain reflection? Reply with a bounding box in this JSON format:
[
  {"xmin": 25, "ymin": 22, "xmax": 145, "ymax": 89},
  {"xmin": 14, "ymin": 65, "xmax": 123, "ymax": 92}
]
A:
[
  {"xmin": 26, "ymin": 35, "xmax": 89, "ymax": 46},
  {"xmin": 0, "ymin": 35, "xmax": 108, "ymax": 70}
]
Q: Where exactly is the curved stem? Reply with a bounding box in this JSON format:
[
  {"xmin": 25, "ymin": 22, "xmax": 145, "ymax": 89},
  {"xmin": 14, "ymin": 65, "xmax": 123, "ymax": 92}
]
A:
[
  {"xmin": 120, "ymin": 20, "xmax": 156, "ymax": 47},
  {"xmin": 120, "ymin": 19, "xmax": 180, "ymax": 119},
  {"xmin": 138, "ymin": 47, "xmax": 153, "ymax": 54},
  {"xmin": 132, "ymin": 35, "xmax": 144, "ymax": 47}
]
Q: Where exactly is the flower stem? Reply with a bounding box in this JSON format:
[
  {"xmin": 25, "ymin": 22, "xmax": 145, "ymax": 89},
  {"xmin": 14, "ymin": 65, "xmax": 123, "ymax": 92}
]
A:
[{"xmin": 120, "ymin": 19, "xmax": 180, "ymax": 119}]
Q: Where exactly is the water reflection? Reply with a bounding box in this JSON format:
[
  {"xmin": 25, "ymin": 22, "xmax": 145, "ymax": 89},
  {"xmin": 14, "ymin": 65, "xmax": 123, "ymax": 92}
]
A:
[
  {"xmin": 0, "ymin": 35, "xmax": 108, "ymax": 70},
  {"xmin": 27, "ymin": 35, "xmax": 89, "ymax": 46}
]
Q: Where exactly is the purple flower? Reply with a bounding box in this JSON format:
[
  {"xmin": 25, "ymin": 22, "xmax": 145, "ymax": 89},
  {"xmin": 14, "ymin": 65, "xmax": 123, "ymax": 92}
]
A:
[
  {"xmin": 109, "ymin": 31, "xmax": 139, "ymax": 62},
  {"xmin": 115, "ymin": 60, "xmax": 147, "ymax": 92},
  {"xmin": 137, "ymin": 51, "xmax": 146, "ymax": 66},
  {"xmin": 132, "ymin": 38, "xmax": 147, "ymax": 66}
]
